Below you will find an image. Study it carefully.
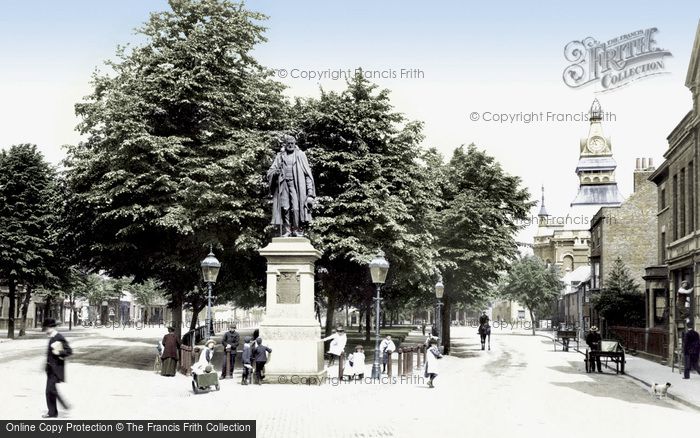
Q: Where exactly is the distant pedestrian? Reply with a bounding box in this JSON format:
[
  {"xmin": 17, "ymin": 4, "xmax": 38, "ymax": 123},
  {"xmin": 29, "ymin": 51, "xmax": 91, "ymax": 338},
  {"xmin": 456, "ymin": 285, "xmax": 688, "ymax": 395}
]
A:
[
  {"xmin": 160, "ymin": 326, "xmax": 181, "ymax": 377},
  {"xmin": 252, "ymin": 337, "xmax": 272, "ymax": 385},
  {"xmin": 321, "ymin": 326, "xmax": 347, "ymax": 366},
  {"xmin": 585, "ymin": 326, "xmax": 602, "ymax": 373},
  {"xmin": 379, "ymin": 335, "xmax": 396, "ymax": 373},
  {"xmin": 424, "ymin": 338, "xmax": 443, "ymax": 388},
  {"xmin": 43, "ymin": 319, "xmax": 72, "ymax": 418},
  {"xmin": 683, "ymin": 322, "xmax": 700, "ymax": 379},
  {"xmin": 221, "ymin": 324, "xmax": 240, "ymax": 378},
  {"xmin": 479, "ymin": 311, "xmax": 489, "ymax": 326},
  {"xmin": 421, "ymin": 322, "xmax": 426, "ymax": 336},
  {"xmin": 241, "ymin": 336, "xmax": 253, "ymax": 385}
]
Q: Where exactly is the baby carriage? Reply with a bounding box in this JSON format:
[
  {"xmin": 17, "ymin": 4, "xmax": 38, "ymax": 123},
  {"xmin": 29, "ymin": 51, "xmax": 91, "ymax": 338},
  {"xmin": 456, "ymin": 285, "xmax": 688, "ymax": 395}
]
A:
[{"xmin": 191, "ymin": 364, "xmax": 220, "ymax": 394}]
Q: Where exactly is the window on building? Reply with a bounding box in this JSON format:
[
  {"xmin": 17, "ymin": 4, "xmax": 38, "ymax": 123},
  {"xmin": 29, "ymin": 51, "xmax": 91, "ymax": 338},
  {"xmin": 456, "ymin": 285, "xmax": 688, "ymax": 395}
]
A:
[
  {"xmin": 592, "ymin": 261, "xmax": 600, "ymax": 289},
  {"xmin": 689, "ymin": 162, "xmax": 694, "ymax": 232},
  {"xmin": 660, "ymin": 187, "xmax": 666, "ymax": 210},
  {"xmin": 673, "ymin": 174, "xmax": 678, "ymax": 240},
  {"xmin": 654, "ymin": 289, "xmax": 667, "ymax": 325},
  {"xmin": 681, "ymin": 168, "xmax": 686, "ymax": 237},
  {"xmin": 660, "ymin": 232, "xmax": 666, "ymax": 263}
]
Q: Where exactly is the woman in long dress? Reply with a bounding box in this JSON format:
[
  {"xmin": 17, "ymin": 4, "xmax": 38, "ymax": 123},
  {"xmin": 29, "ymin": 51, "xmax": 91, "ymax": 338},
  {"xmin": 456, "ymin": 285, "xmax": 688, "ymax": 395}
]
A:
[{"xmin": 161, "ymin": 326, "xmax": 181, "ymax": 376}]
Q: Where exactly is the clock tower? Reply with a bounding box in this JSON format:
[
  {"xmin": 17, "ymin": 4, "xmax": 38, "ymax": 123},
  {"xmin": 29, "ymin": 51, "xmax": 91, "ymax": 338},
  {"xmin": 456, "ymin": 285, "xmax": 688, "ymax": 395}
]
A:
[{"xmin": 571, "ymin": 99, "xmax": 624, "ymax": 207}]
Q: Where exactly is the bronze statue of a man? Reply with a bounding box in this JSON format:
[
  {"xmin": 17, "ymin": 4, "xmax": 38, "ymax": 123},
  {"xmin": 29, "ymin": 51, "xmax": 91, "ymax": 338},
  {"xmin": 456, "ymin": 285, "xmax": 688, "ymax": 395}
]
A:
[{"xmin": 267, "ymin": 135, "xmax": 316, "ymax": 237}]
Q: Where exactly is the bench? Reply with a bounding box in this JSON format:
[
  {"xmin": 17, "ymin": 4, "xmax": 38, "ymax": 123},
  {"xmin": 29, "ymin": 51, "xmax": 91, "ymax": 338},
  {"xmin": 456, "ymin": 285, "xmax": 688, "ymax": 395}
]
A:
[
  {"xmin": 585, "ymin": 340, "xmax": 625, "ymax": 374},
  {"xmin": 554, "ymin": 329, "xmax": 579, "ymax": 352}
]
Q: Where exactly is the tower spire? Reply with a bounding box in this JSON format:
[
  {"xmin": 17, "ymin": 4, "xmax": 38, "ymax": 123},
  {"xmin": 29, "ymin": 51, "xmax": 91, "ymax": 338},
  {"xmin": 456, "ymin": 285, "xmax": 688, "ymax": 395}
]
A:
[{"xmin": 538, "ymin": 185, "xmax": 549, "ymax": 217}]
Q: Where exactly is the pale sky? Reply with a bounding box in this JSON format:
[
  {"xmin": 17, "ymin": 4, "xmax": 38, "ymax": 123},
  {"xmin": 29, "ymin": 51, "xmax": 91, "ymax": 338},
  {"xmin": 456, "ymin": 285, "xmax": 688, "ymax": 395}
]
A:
[{"xmin": 2, "ymin": 0, "xmax": 699, "ymax": 243}]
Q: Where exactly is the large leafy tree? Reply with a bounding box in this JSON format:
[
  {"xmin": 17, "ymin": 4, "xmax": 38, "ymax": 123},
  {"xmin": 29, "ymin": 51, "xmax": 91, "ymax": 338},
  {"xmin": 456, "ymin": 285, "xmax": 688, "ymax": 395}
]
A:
[
  {"xmin": 437, "ymin": 145, "xmax": 533, "ymax": 350},
  {"xmin": 593, "ymin": 257, "xmax": 644, "ymax": 327},
  {"xmin": 294, "ymin": 73, "xmax": 441, "ymax": 338},
  {"xmin": 64, "ymin": 0, "xmax": 288, "ymax": 337},
  {"xmin": 501, "ymin": 255, "xmax": 563, "ymax": 335},
  {"xmin": 0, "ymin": 144, "xmax": 58, "ymax": 338}
]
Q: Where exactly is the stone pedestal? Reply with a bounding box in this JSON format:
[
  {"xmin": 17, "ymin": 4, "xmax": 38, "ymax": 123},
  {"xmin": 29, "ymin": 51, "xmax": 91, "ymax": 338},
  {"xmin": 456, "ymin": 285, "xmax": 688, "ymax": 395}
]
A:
[{"xmin": 258, "ymin": 237, "xmax": 326, "ymax": 383}]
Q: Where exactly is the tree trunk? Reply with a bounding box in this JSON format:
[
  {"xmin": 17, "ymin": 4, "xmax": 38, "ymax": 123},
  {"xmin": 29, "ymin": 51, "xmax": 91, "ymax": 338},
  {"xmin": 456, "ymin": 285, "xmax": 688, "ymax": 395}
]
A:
[
  {"xmin": 7, "ymin": 279, "xmax": 16, "ymax": 339},
  {"xmin": 171, "ymin": 291, "xmax": 183, "ymax": 340},
  {"xmin": 364, "ymin": 302, "xmax": 371, "ymax": 342},
  {"xmin": 358, "ymin": 309, "xmax": 363, "ymax": 333},
  {"xmin": 324, "ymin": 289, "xmax": 336, "ymax": 336},
  {"xmin": 19, "ymin": 284, "xmax": 33, "ymax": 337},
  {"xmin": 529, "ymin": 307, "xmax": 536, "ymax": 336},
  {"xmin": 189, "ymin": 302, "xmax": 205, "ymax": 332},
  {"xmin": 442, "ymin": 300, "xmax": 451, "ymax": 355}
]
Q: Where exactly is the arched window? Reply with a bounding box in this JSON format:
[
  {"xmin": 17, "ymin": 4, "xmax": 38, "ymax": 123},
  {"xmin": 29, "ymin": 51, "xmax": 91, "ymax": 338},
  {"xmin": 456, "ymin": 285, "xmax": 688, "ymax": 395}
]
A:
[{"xmin": 562, "ymin": 255, "xmax": 574, "ymax": 272}]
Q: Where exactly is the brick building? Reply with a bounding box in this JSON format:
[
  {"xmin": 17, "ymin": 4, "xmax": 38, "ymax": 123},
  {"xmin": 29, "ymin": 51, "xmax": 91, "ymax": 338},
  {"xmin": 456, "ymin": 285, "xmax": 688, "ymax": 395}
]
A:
[{"xmin": 647, "ymin": 21, "xmax": 700, "ymax": 364}]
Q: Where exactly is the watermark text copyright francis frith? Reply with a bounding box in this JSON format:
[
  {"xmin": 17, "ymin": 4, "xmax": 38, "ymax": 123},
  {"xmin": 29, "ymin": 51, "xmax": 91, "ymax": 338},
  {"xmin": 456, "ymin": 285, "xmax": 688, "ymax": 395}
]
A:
[{"xmin": 272, "ymin": 67, "xmax": 425, "ymax": 81}]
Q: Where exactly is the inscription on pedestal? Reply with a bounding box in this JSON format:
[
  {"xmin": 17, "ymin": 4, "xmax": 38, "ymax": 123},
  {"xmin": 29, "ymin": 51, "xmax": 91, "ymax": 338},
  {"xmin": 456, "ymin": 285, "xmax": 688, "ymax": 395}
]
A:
[{"xmin": 276, "ymin": 271, "xmax": 300, "ymax": 304}]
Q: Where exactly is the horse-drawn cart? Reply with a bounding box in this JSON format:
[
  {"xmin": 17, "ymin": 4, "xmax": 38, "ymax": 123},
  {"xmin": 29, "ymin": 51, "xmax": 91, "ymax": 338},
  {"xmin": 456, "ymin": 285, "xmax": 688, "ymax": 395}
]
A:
[
  {"xmin": 554, "ymin": 329, "xmax": 578, "ymax": 352},
  {"xmin": 585, "ymin": 340, "xmax": 625, "ymax": 374}
]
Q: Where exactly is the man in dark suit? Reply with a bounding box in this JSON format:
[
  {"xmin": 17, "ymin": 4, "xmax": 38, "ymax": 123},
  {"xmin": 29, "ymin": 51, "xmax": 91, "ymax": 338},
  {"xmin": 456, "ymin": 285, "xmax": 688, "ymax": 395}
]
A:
[
  {"xmin": 221, "ymin": 324, "xmax": 240, "ymax": 378},
  {"xmin": 43, "ymin": 318, "xmax": 72, "ymax": 418},
  {"xmin": 585, "ymin": 326, "xmax": 602, "ymax": 373},
  {"xmin": 682, "ymin": 322, "xmax": 700, "ymax": 379}
]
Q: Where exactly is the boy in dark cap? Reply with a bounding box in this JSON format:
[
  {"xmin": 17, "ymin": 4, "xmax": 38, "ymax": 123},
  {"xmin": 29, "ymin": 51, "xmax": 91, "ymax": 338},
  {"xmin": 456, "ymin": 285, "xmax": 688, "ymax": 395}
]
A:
[
  {"xmin": 252, "ymin": 337, "xmax": 272, "ymax": 385},
  {"xmin": 241, "ymin": 336, "xmax": 254, "ymax": 385}
]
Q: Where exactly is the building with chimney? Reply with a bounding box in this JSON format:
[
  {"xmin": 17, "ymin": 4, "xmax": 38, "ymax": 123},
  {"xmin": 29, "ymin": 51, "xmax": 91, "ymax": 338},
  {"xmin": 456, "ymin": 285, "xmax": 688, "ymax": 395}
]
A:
[{"xmin": 647, "ymin": 21, "xmax": 700, "ymax": 364}]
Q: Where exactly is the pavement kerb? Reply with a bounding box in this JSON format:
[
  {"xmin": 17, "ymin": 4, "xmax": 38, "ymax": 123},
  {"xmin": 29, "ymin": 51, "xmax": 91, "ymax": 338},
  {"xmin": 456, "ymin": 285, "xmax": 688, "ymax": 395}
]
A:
[{"xmin": 533, "ymin": 330, "xmax": 700, "ymax": 412}]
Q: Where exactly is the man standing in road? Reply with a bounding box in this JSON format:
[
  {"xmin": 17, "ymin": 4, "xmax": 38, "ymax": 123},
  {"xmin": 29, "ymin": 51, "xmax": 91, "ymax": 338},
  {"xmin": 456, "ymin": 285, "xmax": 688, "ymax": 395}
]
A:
[
  {"xmin": 221, "ymin": 324, "xmax": 240, "ymax": 378},
  {"xmin": 479, "ymin": 311, "xmax": 489, "ymax": 326},
  {"xmin": 585, "ymin": 326, "xmax": 602, "ymax": 373},
  {"xmin": 682, "ymin": 322, "xmax": 700, "ymax": 379},
  {"xmin": 43, "ymin": 319, "xmax": 72, "ymax": 418}
]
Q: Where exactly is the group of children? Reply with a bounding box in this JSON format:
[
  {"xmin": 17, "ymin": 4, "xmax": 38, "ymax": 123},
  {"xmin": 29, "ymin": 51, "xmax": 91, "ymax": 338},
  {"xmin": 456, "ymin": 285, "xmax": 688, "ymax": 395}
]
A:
[{"xmin": 191, "ymin": 335, "xmax": 272, "ymax": 385}]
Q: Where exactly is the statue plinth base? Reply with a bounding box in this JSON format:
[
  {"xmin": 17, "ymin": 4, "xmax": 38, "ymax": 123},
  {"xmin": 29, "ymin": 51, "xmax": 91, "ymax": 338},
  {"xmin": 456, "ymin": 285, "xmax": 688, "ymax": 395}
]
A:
[{"xmin": 258, "ymin": 237, "xmax": 326, "ymax": 383}]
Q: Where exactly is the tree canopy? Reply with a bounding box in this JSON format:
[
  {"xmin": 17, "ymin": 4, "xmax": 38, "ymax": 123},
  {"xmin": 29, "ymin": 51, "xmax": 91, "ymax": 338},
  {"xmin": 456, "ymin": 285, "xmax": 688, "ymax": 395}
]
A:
[
  {"xmin": 593, "ymin": 257, "xmax": 644, "ymax": 328},
  {"xmin": 500, "ymin": 255, "xmax": 563, "ymax": 334},
  {"xmin": 0, "ymin": 144, "xmax": 58, "ymax": 338},
  {"xmin": 63, "ymin": 0, "xmax": 288, "ymax": 336}
]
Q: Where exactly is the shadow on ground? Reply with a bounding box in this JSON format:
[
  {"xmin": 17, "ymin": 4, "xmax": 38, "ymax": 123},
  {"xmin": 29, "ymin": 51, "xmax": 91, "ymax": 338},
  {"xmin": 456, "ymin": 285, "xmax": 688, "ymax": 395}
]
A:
[{"xmin": 551, "ymin": 378, "xmax": 681, "ymax": 409}]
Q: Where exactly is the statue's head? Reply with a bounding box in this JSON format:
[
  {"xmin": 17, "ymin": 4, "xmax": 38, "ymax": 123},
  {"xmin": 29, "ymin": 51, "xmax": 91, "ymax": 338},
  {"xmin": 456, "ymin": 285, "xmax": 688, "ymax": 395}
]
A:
[{"xmin": 281, "ymin": 134, "xmax": 297, "ymax": 152}]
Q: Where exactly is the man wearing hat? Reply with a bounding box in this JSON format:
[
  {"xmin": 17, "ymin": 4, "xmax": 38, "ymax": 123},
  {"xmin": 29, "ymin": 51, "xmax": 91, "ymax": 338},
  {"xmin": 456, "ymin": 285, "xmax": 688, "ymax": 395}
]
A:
[
  {"xmin": 585, "ymin": 326, "xmax": 602, "ymax": 373},
  {"xmin": 221, "ymin": 324, "xmax": 240, "ymax": 379},
  {"xmin": 43, "ymin": 319, "xmax": 72, "ymax": 418},
  {"xmin": 682, "ymin": 321, "xmax": 700, "ymax": 379}
]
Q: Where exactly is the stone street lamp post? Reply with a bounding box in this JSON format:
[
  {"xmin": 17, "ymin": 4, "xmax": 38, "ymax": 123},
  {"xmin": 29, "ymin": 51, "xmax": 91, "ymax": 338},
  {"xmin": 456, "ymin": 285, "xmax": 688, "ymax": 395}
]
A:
[
  {"xmin": 369, "ymin": 249, "xmax": 390, "ymax": 380},
  {"xmin": 200, "ymin": 247, "xmax": 221, "ymax": 339}
]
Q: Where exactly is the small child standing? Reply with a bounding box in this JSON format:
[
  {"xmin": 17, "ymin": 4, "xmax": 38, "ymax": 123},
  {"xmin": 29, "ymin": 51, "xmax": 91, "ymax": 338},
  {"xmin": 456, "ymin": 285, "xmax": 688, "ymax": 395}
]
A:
[
  {"xmin": 252, "ymin": 337, "xmax": 272, "ymax": 385},
  {"xmin": 351, "ymin": 345, "xmax": 365, "ymax": 379},
  {"xmin": 241, "ymin": 336, "xmax": 253, "ymax": 385},
  {"xmin": 424, "ymin": 338, "xmax": 443, "ymax": 388}
]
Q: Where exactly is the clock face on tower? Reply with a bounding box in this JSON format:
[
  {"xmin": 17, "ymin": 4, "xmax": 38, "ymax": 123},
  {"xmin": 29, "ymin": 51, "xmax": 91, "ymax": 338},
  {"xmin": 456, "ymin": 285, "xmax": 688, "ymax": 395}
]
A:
[{"xmin": 588, "ymin": 136, "xmax": 606, "ymax": 153}]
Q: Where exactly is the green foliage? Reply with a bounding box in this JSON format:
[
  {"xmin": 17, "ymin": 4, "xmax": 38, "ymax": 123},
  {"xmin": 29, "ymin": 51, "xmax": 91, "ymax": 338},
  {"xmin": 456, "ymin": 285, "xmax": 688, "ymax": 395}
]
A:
[
  {"xmin": 0, "ymin": 144, "xmax": 59, "ymax": 337},
  {"xmin": 292, "ymin": 73, "xmax": 441, "ymax": 330},
  {"xmin": 63, "ymin": 0, "xmax": 289, "ymax": 321},
  {"xmin": 500, "ymin": 255, "xmax": 563, "ymax": 319},
  {"xmin": 438, "ymin": 144, "xmax": 534, "ymax": 306},
  {"xmin": 593, "ymin": 257, "xmax": 644, "ymax": 327},
  {"xmin": 0, "ymin": 144, "xmax": 58, "ymax": 286}
]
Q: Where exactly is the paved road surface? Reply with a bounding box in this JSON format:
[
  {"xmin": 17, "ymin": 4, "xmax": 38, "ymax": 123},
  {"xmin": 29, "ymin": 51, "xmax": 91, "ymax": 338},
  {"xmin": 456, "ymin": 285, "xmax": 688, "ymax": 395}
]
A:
[{"xmin": 0, "ymin": 326, "xmax": 696, "ymax": 437}]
